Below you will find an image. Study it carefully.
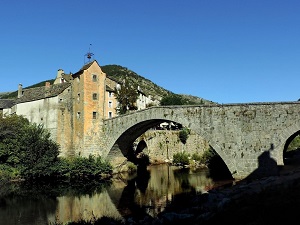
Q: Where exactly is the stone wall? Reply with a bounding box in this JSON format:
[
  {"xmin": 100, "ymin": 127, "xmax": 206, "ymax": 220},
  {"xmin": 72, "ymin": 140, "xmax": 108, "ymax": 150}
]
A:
[{"xmin": 135, "ymin": 130, "xmax": 210, "ymax": 163}]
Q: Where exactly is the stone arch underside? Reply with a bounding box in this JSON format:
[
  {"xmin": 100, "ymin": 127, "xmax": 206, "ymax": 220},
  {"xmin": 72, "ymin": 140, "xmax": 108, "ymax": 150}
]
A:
[
  {"xmin": 105, "ymin": 117, "xmax": 234, "ymax": 176},
  {"xmin": 277, "ymin": 121, "xmax": 300, "ymax": 165}
]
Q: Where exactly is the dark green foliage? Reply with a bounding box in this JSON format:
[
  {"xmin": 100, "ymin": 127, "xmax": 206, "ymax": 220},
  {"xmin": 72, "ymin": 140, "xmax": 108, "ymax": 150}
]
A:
[
  {"xmin": 0, "ymin": 114, "xmax": 29, "ymax": 166},
  {"xmin": 160, "ymin": 94, "xmax": 185, "ymax": 106},
  {"xmin": 19, "ymin": 123, "xmax": 60, "ymax": 179},
  {"xmin": 198, "ymin": 147, "xmax": 217, "ymax": 164},
  {"xmin": 0, "ymin": 115, "xmax": 60, "ymax": 179},
  {"xmin": 178, "ymin": 127, "xmax": 190, "ymax": 144},
  {"xmin": 0, "ymin": 115, "xmax": 112, "ymax": 181},
  {"xmin": 114, "ymin": 77, "xmax": 139, "ymax": 114},
  {"xmin": 67, "ymin": 155, "xmax": 112, "ymax": 180},
  {"xmin": 173, "ymin": 152, "xmax": 190, "ymax": 166}
]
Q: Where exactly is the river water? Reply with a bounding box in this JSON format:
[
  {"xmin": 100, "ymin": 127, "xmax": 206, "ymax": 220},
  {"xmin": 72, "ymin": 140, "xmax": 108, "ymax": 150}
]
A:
[{"xmin": 0, "ymin": 164, "xmax": 234, "ymax": 225}]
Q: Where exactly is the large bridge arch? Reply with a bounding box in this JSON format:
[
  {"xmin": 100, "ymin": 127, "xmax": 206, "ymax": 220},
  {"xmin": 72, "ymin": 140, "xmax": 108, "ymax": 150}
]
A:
[{"xmin": 101, "ymin": 102, "xmax": 300, "ymax": 179}]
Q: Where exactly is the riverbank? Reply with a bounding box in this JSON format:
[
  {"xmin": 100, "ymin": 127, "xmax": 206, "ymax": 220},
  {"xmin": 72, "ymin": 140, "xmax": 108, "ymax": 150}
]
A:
[{"xmin": 150, "ymin": 166, "xmax": 300, "ymax": 225}]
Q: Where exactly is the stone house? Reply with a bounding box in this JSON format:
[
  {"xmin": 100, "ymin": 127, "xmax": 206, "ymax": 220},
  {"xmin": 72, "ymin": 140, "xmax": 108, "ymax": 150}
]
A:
[{"xmin": 1, "ymin": 60, "xmax": 152, "ymax": 157}]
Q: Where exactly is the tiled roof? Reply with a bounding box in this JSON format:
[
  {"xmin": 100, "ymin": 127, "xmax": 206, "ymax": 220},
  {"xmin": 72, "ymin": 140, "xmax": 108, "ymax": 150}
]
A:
[
  {"xmin": 16, "ymin": 82, "xmax": 71, "ymax": 104},
  {"xmin": 80, "ymin": 60, "xmax": 95, "ymax": 71},
  {"xmin": 0, "ymin": 99, "xmax": 15, "ymax": 109},
  {"xmin": 62, "ymin": 73, "xmax": 73, "ymax": 82},
  {"xmin": 72, "ymin": 60, "xmax": 100, "ymax": 78}
]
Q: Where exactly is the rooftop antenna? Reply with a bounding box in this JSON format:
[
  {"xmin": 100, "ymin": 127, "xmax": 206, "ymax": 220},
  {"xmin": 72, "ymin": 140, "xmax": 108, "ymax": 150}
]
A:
[{"xmin": 84, "ymin": 44, "xmax": 94, "ymax": 64}]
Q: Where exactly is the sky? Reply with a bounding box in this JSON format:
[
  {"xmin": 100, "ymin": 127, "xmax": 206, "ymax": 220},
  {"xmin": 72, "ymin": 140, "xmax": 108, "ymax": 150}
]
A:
[{"xmin": 0, "ymin": 0, "xmax": 299, "ymax": 104}]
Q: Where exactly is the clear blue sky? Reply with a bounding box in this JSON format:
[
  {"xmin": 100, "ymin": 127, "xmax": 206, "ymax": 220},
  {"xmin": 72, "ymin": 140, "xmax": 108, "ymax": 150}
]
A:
[{"xmin": 1, "ymin": 0, "xmax": 299, "ymax": 104}]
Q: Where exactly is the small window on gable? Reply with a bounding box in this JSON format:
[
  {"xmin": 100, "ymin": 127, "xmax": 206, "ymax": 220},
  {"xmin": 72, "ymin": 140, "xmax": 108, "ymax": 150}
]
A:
[
  {"xmin": 77, "ymin": 93, "xmax": 80, "ymax": 101},
  {"xmin": 109, "ymin": 92, "xmax": 113, "ymax": 97},
  {"xmin": 77, "ymin": 112, "xmax": 81, "ymax": 119},
  {"xmin": 93, "ymin": 93, "xmax": 98, "ymax": 100},
  {"xmin": 93, "ymin": 112, "xmax": 97, "ymax": 119},
  {"xmin": 108, "ymin": 101, "xmax": 112, "ymax": 108},
  {"xmin": 92, "ymin": 74, "xmax": 97, "ymax": 82}
]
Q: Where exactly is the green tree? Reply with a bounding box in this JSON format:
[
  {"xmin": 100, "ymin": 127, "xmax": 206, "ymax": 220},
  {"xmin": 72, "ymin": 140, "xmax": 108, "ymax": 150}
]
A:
[
  {"xmin": 18, "ymin": 123, "xmax": 60, "ymax": 179},
  {"xmin": 160, "ymin": 94, "xmax": 185, "ymax": 106},
  {"xmin": 114, "ymin": 77, "xmax": 139, "ymax": 114},
  {"xmin": 0, "ymin": 115, "xmax": 60, "ymax": 179},
  {"xmin": 0, "ymin": 114, "xmax": 29, "ymax": 166}
]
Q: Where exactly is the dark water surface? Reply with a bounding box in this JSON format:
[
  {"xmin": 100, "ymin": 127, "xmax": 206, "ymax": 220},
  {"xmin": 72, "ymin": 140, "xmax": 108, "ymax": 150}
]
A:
[{"xmin": 0, "ymin": 164, "xmax": 234, "ymax": 225}]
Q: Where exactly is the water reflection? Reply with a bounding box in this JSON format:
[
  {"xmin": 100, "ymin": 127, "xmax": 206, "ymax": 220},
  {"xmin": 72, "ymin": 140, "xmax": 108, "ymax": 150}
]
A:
[{"xmin": 0, "ymin": 164, "xmax": 230, "ymax": 225}]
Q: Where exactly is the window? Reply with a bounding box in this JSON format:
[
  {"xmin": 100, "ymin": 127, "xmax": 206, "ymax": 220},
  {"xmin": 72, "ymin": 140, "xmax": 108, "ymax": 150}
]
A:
[
  {"xmin": 92, "ymin": 74, "xmax": 97, "ymax": 82},
  {"xmin": 108, "ymin": 111, "xmax": 113, "ymax": 118},
  {"xmin": 77, "ymin": 93, "xmax": 80, "ymax": 101},
  {"xmin": 93, "ymin": 93, "xmax": 98, "ymax": 100},
  {"xmin": 77, "ymin": 112, "xmax": 81, "ymax": 119},
  {"xmin": 109, "ymin": 92, "xmax": 113, "ymax": 97},
  {"xmin": 93, "ymin": 112, "xmax": 97, "ymax": 119},
  {"xmin": 108, "ymin": 101, "xmax": 112, "ymax": 108}
]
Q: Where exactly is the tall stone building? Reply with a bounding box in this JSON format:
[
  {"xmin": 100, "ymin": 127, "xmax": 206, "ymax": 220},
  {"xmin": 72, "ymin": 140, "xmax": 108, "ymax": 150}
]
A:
[{"xmin": 2, "ymin": 60, "xmax": 151, "ymax": 157}]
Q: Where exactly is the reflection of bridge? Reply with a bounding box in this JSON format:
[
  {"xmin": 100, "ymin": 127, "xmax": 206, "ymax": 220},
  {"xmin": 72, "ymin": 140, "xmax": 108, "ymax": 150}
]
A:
[{"xmin": 100, "ymin": 102, "xmax": 300, "ymax": 179}]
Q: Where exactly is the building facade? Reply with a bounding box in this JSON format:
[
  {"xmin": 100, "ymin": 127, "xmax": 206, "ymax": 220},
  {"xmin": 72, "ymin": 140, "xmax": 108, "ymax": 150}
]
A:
[{"xmin": 2, "ymin": 60, "xmax": 153, "ymax": 157}]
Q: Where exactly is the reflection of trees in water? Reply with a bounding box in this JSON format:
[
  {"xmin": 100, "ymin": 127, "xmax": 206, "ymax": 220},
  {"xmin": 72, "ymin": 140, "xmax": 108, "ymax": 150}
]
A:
[
  {"xmin": 0, "ymin": 182, "xmax": 58, "ymax": 225},
  {"xmin": 0, "ymin": 180, "xmax": 113, "ymax": 225}
]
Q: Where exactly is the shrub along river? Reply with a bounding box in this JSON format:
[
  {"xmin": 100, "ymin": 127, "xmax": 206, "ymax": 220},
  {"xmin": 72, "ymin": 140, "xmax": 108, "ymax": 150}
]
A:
[{"xmin": 0, "ymin": 164, "xmax": 235, "ymax": 225}]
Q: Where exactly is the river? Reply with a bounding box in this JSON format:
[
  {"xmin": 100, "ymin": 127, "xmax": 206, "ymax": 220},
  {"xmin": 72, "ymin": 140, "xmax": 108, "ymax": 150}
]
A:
[{"xmin": 0, "ymin": 164, "xmax": 234, "ymax": 225}]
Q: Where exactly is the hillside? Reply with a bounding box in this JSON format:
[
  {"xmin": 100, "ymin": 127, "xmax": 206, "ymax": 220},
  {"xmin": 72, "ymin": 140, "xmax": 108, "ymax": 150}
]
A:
[
  {"xmin": 0, "ymin": 64, "xmax": 215, "ymax": 105},
  {"xmin": 101, "ymin": 65, "xmax": 215, "ymax": 105}
]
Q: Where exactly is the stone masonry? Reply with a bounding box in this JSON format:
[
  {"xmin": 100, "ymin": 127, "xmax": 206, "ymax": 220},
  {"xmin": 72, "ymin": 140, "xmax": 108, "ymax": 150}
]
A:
[{"xmin": 100, "ymin": 102, "xmax": 300, "ymax": 180}]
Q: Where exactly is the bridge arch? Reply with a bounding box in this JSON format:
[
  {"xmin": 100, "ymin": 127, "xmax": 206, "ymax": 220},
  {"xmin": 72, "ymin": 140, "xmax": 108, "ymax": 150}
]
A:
[
  {"xmin": 277, "ymin": 121, "xmax": 300, "ymax": 164},
  {"xmin": 104, "ymin": 112, "xmax": 234, "ymax": 176}
]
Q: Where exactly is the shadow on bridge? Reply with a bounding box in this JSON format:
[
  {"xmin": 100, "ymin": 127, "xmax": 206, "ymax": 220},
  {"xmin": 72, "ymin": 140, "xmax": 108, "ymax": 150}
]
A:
[{"xmin": 245, "ymin": 144, "xmax": 279, "ymax": 181}]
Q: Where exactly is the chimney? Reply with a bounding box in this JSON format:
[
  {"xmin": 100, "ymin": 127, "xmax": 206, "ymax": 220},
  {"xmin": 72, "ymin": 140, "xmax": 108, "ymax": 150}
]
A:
[
  {"xmin": 54, "ymin": 69, "xmax": 65, "ymax": 84},
  {"xmin": 18, "ymin": 83, "xmax": 23, "ymax": 98}
]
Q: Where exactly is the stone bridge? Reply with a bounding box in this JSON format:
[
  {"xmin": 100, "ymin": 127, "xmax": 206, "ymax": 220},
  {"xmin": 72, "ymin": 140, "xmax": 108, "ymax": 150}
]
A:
[{"xmin": 100, "ymin": 102, "xmax": 300, "ymax": 179}]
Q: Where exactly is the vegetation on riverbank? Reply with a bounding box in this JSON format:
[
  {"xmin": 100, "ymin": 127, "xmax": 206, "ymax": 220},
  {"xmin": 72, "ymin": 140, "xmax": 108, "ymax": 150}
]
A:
[
  {"xmin": 172, "ymin": 147, "xmax": 216, "ymax": 167},
  {"xmin": 0, "ymin": 114, "xmax": 112, "ymax": 183}
]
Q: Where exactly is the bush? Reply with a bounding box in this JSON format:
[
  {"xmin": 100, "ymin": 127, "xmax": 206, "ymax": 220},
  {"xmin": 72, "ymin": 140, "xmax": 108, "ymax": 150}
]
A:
[
  {"xmin": 178, "ymin": 127, "xmax": 190, "ymax": 144},
  {"xmin": 68, "ymin": 155, "xmax": 112, "ymax": 180},
  {"xmin": 173, "ymin": 152, "xmax": 190, "ymax": 165},
  {"xmin": 0, "ymin": 164, "xmax": 20, "ymax": 182}
]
